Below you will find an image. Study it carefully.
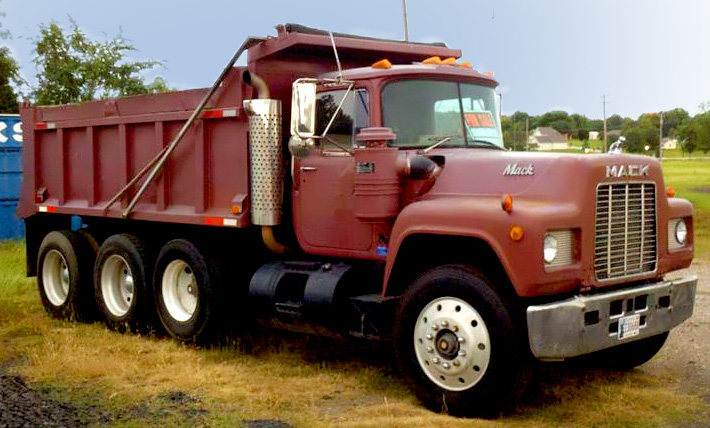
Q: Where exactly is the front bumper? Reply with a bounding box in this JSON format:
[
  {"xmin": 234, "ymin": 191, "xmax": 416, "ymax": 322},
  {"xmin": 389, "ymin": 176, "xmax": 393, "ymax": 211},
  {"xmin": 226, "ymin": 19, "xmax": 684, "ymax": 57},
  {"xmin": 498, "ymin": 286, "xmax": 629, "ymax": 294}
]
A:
[{"xmin": 526, "ymin": 275, "xmax": 697, "ymax": 360}]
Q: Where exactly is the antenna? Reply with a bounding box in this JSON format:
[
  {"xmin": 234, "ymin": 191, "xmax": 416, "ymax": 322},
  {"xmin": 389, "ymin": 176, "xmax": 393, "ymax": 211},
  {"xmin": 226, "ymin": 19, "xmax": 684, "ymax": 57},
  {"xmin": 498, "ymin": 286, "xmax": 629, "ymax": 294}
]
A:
[
  {"xmin": 329, "ymin": 31, "xmax": 343, "ymax": 81},
  {"xmin": 402, "ymin": 0, "xmax": 409, "ymax": 41}
]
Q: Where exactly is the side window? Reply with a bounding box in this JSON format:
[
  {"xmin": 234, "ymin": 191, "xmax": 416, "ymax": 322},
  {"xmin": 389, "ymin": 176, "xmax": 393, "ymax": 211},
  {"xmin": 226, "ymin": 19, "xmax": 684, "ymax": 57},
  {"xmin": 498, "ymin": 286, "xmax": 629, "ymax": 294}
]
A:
[{"xmin": 315, "ymin": 89, "xmax": 369, "ymax": 150}]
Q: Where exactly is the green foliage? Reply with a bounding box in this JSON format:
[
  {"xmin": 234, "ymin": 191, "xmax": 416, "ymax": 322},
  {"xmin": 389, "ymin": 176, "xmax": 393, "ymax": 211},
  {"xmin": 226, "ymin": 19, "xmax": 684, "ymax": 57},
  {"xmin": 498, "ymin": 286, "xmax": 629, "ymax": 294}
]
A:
[
  {"xmin": 31, "ymin": 21, "xmax": 169, "ymax": 105},
  {"xmin": 0, "ymin": 8, "xmax": 21, "ymax": 113},
  {"xmin": 678, "ymin": 112, "xmax": 710, "ymax": 153}
]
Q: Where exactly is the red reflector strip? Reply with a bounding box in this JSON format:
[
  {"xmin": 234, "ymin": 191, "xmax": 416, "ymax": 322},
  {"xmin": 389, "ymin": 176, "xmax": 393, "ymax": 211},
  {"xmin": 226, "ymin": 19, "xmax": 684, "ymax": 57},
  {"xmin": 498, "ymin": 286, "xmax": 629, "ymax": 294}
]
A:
[
  {"xmin": 204, "ymin": 217, "xmax": 223, "ymax": 226},
  {"xmin": 38, "ymin": 205, "xmax": 58, "ymax": 213},
  {"xmin": 202, "ymin": 109, "xmax": 238, "ymax": 119},
  {"xmin": 35, "ymin": 122, "xmax": 57, "ymax": 130}
]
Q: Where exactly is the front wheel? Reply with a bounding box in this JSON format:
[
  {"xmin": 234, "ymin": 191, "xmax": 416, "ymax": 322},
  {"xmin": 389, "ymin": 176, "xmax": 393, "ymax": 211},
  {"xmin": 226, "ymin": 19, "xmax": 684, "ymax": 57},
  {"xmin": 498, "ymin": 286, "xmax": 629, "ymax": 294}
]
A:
[
  {"xmin": 576, "ymin": 332, "xmax": 669, "ymax": 371},
  {"xmin": 154, "ymin": 239, "xmax": 215, "ymax": 343},
  {"xmin": 394, "ymin": 265, "xmax": 530, "ymax": 417}
]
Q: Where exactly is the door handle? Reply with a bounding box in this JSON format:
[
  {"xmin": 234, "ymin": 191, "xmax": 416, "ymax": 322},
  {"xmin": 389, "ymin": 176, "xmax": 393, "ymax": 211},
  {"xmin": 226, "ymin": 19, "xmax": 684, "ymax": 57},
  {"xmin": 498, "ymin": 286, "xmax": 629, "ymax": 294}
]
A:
[{"xmin": 300, "ymin": 166, "xmax": 318, "ymax": 172}]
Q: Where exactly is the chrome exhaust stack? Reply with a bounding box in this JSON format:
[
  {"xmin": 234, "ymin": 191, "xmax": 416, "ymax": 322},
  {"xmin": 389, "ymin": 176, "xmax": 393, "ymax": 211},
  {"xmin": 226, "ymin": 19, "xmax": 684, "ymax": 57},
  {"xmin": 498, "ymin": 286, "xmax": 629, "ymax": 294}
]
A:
[{"xmin": 243, "ymin": 71, "xmax": 287, "ymax": 253}]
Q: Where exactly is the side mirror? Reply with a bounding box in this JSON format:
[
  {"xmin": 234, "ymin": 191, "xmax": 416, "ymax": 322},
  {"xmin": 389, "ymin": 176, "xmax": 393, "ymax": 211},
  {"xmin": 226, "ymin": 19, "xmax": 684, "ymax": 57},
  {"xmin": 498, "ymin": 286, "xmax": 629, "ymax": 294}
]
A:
[{"xmin": 290, "ymin": 81, "xmax": 316, "ymax": 138}]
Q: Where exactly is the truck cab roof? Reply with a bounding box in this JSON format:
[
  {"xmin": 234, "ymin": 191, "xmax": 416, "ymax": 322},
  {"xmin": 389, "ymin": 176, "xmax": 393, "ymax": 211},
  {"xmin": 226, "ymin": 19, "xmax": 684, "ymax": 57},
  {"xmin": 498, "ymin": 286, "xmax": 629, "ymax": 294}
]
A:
[{"xmin": 320, "ymin": 63, "xmax": 499, "ymax": 87}]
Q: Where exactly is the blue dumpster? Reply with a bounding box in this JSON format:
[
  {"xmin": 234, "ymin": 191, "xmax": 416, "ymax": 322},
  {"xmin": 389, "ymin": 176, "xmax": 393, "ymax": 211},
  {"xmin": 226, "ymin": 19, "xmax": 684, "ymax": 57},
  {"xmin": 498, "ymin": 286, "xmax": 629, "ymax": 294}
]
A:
[{"xmin": 0, "ymin": 114, "xmax": 24, "ymax": 240}]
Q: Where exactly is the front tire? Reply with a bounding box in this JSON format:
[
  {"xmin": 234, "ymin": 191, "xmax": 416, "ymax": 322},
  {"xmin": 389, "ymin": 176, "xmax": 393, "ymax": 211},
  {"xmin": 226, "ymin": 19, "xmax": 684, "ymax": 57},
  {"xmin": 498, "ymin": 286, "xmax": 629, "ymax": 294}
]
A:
[
  {"xmin": 394, "ymin": 264, "xmax": 530, "ymax": 417},
  {"xmin": 577, "ymin": 332, "xmax": 668, "ymax": 371},
  {"xmin": 154, "ymin": 239, "xmax": 215, "ymax": 343},
  {"xmin": 37, "ymin": 231, "xmax": 95, "ymax": 321}
]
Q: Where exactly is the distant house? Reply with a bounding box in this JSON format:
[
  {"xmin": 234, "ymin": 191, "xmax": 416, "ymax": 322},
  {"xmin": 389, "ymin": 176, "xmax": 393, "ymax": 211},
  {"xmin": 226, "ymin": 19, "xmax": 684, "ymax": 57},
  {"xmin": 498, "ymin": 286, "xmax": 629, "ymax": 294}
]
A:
[
  {"xmin": 662, "ymin": 137, "xmax": 678, "ymax": 150},
  {"xmin": 529, "ymin": 127, "xmax": 569, "ymax": 150},
  {"xmin": 589, "ymin": 131, "xmax": 600, "ymax": 140}
]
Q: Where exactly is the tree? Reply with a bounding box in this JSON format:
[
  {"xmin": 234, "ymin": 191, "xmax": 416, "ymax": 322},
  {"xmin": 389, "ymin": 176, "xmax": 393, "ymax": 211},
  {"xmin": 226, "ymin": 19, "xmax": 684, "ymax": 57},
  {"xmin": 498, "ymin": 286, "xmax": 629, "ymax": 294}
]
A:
[
  {"xmin": 0, "ymin": 7, "xmax": 21, "ymax": 113},
  {"xmin": 679, "ymin": 112, "xmax": 710, "ymax": 154},
  {"xmin": 32, "ymin": 21, "xmax": 169, "ymax": 105}
]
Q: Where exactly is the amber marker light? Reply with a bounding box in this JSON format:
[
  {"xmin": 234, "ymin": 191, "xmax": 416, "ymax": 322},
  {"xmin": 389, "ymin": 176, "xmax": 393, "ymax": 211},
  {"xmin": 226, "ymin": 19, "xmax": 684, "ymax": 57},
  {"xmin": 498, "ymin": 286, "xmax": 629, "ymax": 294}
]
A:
[
  {"xmin": 483, "ymin": 71, "xmax": 495, "ymax": 77},
  {"xmin": 423, "ymin": 56, "xmax": 443, "ymax": 64},
  {"xmin": 501, "ymin": 193, "xmax": 513, "ymax": 213},
  {"xmin": 371, "ymin": 59, "xmax": 392, "ymax": 69},
  {"xmin": 458, "ymin": 61, "xmax": 472, "ymax": 68},
  {"xmin": 442, "ymin": 57, "xmax": 457, "ymax": 65},
  {"xmin": 509, "ymin": 225, "xmax": 525, "ymax": 242},
  {"xmin": 667, "ymin": 185, "xmax": 676, "ymax": 198}
]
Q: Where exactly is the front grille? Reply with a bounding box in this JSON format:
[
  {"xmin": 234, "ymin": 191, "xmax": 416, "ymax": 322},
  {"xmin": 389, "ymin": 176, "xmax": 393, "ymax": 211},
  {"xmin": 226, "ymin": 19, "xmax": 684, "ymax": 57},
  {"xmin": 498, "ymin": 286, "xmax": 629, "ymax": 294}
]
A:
[{"xmin": 594, "ymin": 183, "xmax": 657, "ymax": 281}]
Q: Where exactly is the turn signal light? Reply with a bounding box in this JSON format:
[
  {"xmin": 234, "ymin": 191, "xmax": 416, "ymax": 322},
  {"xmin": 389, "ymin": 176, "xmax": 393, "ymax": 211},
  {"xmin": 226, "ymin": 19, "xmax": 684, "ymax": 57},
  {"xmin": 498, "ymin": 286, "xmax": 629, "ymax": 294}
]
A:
[
  {"xmin": 501, "ymin": 193, "xmax": 513, "ymax": 213},
  {"xmin": 371, "ymin": 59, "xmax": 392, "ymax": 69},
  {"xmin": 667, "ymin": 185, "xmax": 676, "ymax": 198},
  {"xmin": 458, "ymin": 61, "xmax": 472, "ymax": 68},
  {"xmin": 509, "ymin": 225, "xmax": 525, "ymax": 242},
  {"xmin": 423, "ymin": 56, "xmax": 442, "ymax": 64},
  {"xmin": 442, "ymin": 57, "xmax": 457, "ymax": 65}
]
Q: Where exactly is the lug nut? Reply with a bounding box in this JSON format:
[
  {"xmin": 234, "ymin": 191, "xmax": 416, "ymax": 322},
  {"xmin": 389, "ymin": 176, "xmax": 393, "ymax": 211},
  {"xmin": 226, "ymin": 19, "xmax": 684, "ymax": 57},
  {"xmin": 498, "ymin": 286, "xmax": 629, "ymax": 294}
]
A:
[
  {"xmin": 459, "ymin": 350, "xmax": 466, "ymax": 357},
  {"xmin": 453, "ymin": 360, "xmax": 461, "ymax": 367},
  {"xmin": 432, "ymin": 324, "xmax": 439, "ymax": 331},
  {"xmin": 432, "ymin": 358, "xmax": 440, "ymax": 364},
  {"xmin": 452, "ymin": 325, "xmax": 459, "ymax": 332},
  {"xmin": 426, "ymin": 334, "xmax": 433, "ymax": 340},
  {"xmin": 443, "ymin": 362, "xmax": 451, "ymax": 369},
  {"xmin": 427, "ymin": 346, "xmax": 434, "ymax": 353},
  {"xmin": 457, "ymin": 337, "xmax": 466, "ymax": 343},
  {"xmin": 441, "ymin": 321, "xmax": 449, "ymax": 327}
]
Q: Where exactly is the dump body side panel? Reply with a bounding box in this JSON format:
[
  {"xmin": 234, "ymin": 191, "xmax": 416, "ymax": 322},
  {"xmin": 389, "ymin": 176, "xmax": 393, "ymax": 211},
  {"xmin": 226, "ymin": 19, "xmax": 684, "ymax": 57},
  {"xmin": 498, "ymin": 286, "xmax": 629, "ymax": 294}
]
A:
[{"xmin": 19, "ymin": 68, "xmax": 252, "ymax": 228}]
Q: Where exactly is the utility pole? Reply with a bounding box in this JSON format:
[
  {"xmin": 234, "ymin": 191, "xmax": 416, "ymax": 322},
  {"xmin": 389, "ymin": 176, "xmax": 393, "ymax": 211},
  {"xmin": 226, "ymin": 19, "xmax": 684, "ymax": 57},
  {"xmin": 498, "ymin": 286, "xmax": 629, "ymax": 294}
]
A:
[
  {"xmin": 659, "ymin": 111, "xmax": 664, "ymax": 160},
  {"xmin": 402, "ymin": 0, "xmax": 409, "ymax": 41},
  {"xmin": 602, "ymin": 95, "xmax": 608, "ymax": 152},
  {"xmin": 525, "ymin": 117, "xmax": 529, "ymax": 151}
]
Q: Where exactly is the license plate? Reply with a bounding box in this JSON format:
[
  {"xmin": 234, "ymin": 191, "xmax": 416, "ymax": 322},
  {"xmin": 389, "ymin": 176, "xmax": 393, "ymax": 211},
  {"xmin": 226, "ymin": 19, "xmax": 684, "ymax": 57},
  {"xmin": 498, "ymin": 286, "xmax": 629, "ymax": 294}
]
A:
[{"xmin": 618, "ymin": 314, "xmax": 641, "ymax": 340}]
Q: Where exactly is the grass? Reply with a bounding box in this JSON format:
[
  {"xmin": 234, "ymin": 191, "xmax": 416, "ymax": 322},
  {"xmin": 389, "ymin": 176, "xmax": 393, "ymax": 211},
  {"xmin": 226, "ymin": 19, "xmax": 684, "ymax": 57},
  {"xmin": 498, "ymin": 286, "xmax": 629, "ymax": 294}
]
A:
[
  {"xmin": 662, "ymin": 158, "xmax": 710, "ymax": 259},
  {"xmin": 0, "ymin": 240, "xmax": 708, "ymax": 427}
]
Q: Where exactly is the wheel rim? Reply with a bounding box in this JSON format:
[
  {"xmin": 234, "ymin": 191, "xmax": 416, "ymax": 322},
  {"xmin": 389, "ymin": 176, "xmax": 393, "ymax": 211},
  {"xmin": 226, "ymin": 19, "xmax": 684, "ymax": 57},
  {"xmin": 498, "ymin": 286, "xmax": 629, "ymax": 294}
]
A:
[
  {"xmin": 100, "ymin": 255, "xmax": 135, "ymax": 317},
  {"xmin": 162, "ymin": 260, "xmax": 198, "ymax": 322},
  {"xmin": 413, "ymin": 296, "xmax": 491, "ymax": 391},
  {"xmin": 42, "ymin": 249, "xmax": 70, "ymax": 307}
]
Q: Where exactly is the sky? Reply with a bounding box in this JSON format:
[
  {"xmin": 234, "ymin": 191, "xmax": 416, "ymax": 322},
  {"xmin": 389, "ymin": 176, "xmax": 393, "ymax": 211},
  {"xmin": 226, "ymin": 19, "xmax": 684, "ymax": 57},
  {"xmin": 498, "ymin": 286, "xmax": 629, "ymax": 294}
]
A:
[{"xmin": 2, "ymin": 0, "xmax": 709, "ymax": 120}]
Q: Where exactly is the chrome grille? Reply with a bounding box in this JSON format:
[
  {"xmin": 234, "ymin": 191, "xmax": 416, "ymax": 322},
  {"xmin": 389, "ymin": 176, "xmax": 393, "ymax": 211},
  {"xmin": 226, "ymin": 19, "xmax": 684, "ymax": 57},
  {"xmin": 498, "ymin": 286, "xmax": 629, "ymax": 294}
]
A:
[{"xmin": 595, "ymin": 183, "xmax": 657, "ymax": 281}]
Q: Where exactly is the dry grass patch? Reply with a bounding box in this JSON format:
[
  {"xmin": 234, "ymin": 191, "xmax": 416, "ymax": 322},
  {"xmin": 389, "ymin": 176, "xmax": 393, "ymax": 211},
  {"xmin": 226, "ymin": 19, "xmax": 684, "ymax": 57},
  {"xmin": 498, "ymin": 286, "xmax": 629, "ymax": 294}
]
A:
[{"xmin": 1, "ymin": 240, "xmax": 707, "ymax": 427}]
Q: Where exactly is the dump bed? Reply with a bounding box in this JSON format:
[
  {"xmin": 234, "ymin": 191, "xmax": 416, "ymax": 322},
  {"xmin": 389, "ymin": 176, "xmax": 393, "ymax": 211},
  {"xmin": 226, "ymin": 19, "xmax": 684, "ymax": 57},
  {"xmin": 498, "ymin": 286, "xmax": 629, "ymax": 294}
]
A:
[{"xmin": 18, "ymin": 24, "xmax": 460, "ymax": 228}]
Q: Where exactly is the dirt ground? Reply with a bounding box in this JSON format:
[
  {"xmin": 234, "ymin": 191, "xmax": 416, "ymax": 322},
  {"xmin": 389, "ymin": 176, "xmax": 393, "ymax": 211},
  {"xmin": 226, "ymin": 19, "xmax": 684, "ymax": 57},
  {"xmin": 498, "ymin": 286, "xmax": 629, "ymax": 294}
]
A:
[{"xmin": 645, "ymin": 259, "xmax": 710, "ymax": 404}]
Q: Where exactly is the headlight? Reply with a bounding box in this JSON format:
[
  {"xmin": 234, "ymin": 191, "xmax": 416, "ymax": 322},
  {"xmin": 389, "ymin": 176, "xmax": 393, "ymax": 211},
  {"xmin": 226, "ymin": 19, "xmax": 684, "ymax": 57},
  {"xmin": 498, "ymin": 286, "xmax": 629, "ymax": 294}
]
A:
[
  {"xmin": 543, "ymin": 234, "xmax": 558, "ymax": 264},
  {"xmin": 675, "ymin": 220, "xmax": 687, "ymax": 245}
]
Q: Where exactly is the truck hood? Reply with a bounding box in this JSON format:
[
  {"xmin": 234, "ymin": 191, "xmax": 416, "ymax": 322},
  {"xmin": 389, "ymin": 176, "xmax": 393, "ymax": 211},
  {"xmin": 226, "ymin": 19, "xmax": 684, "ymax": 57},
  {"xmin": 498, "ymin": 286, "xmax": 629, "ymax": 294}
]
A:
[{"xmin": 421, "ymin": 149, "xmax": 665, "ymax": 202}]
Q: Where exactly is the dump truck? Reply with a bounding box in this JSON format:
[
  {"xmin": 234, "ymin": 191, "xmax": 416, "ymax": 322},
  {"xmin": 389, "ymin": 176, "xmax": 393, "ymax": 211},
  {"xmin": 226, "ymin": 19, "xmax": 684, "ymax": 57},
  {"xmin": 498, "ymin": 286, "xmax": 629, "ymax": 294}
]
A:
[{"xmin": 18, "ymin": 24, "xmax": 697, "ymax": 416}]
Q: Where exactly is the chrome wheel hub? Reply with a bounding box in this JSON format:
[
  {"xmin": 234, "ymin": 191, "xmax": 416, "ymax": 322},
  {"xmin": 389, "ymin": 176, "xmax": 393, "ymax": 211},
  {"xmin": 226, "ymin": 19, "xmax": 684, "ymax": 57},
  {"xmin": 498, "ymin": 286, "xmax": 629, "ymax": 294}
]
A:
[
  {"xmin": 413, "ymin": 297, "xmax": 491, "ymax": 391},
  {"xmin": 42, "ymin": 249, "xmax": 70, "ymax": 307},
  {"xmin": 162, "ymin": 260, "xmax": 198, "ymax": 322},
  {"xmin": 101, "ymin": 255, "xmax": 135, "ymax": 317}
]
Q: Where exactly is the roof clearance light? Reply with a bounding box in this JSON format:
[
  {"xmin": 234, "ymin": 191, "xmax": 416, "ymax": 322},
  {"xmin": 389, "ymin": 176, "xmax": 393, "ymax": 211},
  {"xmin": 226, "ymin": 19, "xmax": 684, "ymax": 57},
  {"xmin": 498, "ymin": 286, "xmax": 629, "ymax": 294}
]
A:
[
  {"xmin": 667, "ymin": 185, "xmax": 676, "ymax": 198},
  {"xmin": 371, "ymin": 59, "xmax": 392, "ymax": 69},
  {"xmin": 422, "ymin": 56, "xmax": 442, "ymax": 65},
  {"xmin": 483, "ymin": 71, "xmax": 495, "ymax": 77},
  {"xmin": 458, "ymin": 61, "xmax": 472, "ymax": 69},
  {"xmin": 442, "ymin": 57, "xmax": 457, "ymax": 65}
]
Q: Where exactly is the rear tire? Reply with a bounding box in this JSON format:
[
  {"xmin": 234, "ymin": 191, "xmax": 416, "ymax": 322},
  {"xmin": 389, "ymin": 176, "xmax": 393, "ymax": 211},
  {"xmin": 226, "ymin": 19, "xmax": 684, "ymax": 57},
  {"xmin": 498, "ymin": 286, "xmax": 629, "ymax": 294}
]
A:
[
  {"xmin": 37, "ymin": 231, "xmax": 95, "ymax": 321},
  {"xmin": 94, "ymin": 234, "xmax": 151, "ymax": 332},
  {"xmin": 154, "ymin": 239, "xmax": 216, "ymax": 343},
  {"xmin": 393, "ymin": 264, "xmax": 530, "ymax": 417}
]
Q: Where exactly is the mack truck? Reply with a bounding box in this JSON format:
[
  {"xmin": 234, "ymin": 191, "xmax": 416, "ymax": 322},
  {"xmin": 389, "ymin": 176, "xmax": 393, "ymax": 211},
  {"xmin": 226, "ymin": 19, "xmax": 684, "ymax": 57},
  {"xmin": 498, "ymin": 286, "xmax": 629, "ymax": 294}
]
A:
[{"xmin": 18, "ymin": 24, "xmax": 697, "ymax": 416}]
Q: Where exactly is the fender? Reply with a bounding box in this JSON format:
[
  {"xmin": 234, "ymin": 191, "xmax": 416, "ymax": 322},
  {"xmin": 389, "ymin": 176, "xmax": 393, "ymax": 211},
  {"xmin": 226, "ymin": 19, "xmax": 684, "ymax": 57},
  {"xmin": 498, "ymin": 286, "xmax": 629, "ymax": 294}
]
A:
[{"xmin": 383, "ymin": 196, "xmax": 584, "ymax": 298}]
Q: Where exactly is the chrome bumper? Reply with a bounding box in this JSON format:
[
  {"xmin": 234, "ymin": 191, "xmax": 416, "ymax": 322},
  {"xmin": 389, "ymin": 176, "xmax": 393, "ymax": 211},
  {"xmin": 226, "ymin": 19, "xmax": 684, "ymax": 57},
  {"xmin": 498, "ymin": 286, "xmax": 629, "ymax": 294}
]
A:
[{"xmin": 526, "ymin": 275, "xmax": 697, "ymax": 360}]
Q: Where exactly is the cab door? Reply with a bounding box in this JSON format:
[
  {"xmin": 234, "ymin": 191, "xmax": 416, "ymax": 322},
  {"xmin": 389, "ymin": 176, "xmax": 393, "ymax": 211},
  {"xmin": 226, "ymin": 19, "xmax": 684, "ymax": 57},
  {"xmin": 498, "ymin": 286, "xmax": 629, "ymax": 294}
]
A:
[{"xmin": 292, "ymin": 89, "xmax": 373, "ymax": 255}]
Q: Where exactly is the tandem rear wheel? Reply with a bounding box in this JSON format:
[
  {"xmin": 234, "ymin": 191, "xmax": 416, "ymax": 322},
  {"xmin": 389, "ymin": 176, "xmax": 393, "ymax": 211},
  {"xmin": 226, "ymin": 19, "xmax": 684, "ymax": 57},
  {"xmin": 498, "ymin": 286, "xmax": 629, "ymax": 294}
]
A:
[
  {"xmin": 37, "ymin": 230, "xmax": 96, "ymax": 321},
  {"xmin": 154, "ymin": 239, "xmax": 217, "ymax": 343},
  {"xmin": 393, "ymin": 264, "xmax": 531, "ymax": 417}
]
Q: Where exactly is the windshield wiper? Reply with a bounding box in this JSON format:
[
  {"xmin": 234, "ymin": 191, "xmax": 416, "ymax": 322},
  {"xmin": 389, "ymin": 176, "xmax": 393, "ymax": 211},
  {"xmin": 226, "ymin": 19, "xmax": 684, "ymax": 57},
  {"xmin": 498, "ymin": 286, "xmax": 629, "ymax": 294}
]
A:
[
  {"xmin": 420, "ymin": 135, "xmax": 463, "ymax": 154},
  {"xmin": 469, "ymin": 139, "xmax": 507, "ymax": 150}
]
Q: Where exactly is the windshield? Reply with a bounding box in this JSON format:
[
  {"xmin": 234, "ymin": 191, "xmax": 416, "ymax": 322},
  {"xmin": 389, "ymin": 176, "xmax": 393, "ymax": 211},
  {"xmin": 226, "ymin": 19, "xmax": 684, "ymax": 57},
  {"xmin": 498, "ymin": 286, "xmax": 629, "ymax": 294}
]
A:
[{"xmin": 382, "ymin": 80, "xmax": 504, "ymax": 149}]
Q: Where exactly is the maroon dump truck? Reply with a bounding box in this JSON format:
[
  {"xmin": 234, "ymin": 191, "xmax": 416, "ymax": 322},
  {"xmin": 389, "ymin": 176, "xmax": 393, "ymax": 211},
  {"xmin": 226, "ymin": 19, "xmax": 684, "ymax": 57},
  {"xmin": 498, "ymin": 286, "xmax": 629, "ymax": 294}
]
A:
[{"xmin": 19, "ymin": 24, "xmax": 697, "ymax": 416}]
